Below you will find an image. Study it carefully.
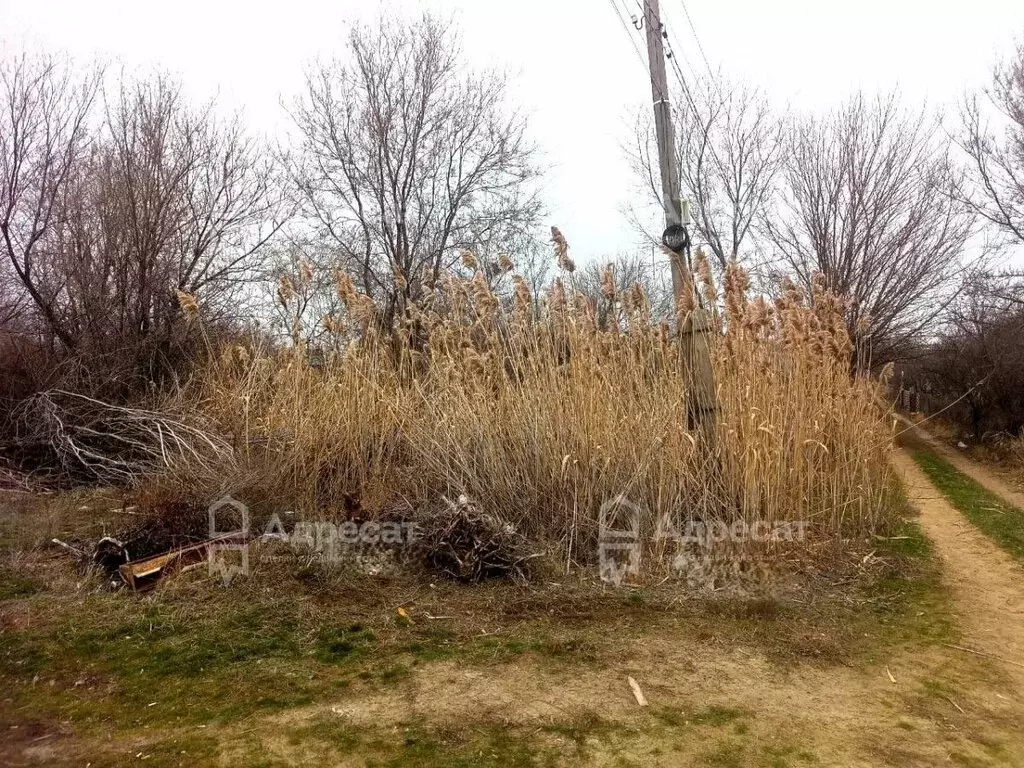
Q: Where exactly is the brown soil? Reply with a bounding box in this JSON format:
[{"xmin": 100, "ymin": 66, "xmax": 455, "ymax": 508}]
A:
[
  {"xmin": 249, "ymin": 642, "xmax": 1019, "ymax": 767},
  {"xmin": 903, "ymin": 419, "xmax": 1024, "ymax": 509}
]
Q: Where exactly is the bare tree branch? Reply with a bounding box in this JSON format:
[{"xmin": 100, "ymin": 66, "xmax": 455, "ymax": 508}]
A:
[
  {"xmin": 956, "ymin": 39, "xmax": 1024, "ymax": 249},
  {"xmin": 765, "ymin": 93, "xmax": 974, "ymax": 362},
  {"xmin": 286, "ymin": 13, "xmax": 543, "ymax": 327},
  {"xmin": 0, "ymin": 52, "xmax": 101, "ymax": 350},
  {"xmin": 0, "ymin": 53, "xmax": 287, "ymax": 388},
  {"xmin": 627, "ymin": 72, "xmax": 786, "ymax": 272}
]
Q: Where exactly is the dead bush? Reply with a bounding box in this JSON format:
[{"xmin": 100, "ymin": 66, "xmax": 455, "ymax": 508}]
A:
[{"xmin": 417, "ymin": 495, "xmax": 541, "ymax": 583}]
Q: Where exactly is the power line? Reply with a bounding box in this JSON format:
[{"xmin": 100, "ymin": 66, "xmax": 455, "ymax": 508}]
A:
[
  {"xmin": 607, "ymin": 0, "xmax": 657, "ymax": 89},
  {"xmin": 633, "ymin": 0, "xmax": 703, "ymax": 86},
  {"xmin": 647, "ymin": 0, "xmax": 703, "ymax": 104},
  {"xmin": 668, "ymin": 0, "xmax": 730, "ymax": 116},
  {"xmin": 676, "ymin": 0, "xmax": 716, "ymax": 83},
  {"xmin": 611, "ymin": 0, "xmax": 730, "ymax": 201},
  {"xmin": 617, "ymin": 0, "xmax": 710, "ymax": 133},
  {"xmin": 640, "ymin": 0, "xmax": 729, "ymax": 177}
]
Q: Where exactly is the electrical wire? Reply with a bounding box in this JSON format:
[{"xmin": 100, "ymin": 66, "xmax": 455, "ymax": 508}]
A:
[
  {"xmin": 638, "ymin": 0, "xmax": 729, "ymax": 177},
  {"xmin": 633, "ymin": 0, "xmax": 703, "ymax": 87},
  {"xmin": 607, "ymin": 0, "xmax": 657, "ymax": 90},
  {"xmin": 610, "ymin": 0, "xmax": 731, "ymax": 223},
  {"xmin": 670, "ymin": 0, "xmax": 730, "ymax": 117},
  {"xmin": 676, "ymin": 0, "xmax": 716, "ymax": 83}
]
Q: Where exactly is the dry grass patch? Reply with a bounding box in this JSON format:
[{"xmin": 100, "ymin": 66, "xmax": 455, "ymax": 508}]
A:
[{"xmin": 156, "ymin": 255, "xmax": 900, "ymax": 575}]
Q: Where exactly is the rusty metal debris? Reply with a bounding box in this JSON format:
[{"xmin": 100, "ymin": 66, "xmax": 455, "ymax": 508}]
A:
[{"xmin": 117, "ymin": 533, "xmax": 248, "ymax": 591}]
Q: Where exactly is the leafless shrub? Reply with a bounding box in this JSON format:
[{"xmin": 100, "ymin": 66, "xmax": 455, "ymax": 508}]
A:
[
  {"xmin": 0, "ymin": 53, "xmax": 287, "ymax": 395},
  {"xmin": 908, "ymin": 277, "xmax": 1024, "ymax": 438},
  {"xmin": 8, "ymin": 389, "xmax": 235, "ymax": 484}
]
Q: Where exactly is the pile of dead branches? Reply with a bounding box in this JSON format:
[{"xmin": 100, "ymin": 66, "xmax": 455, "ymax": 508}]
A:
[
  {"xmin": 6, "ymin": 390, "xmax": 235, "ymax": 485},
  {"xmin": 419, "ymin": 495, "xmax": 541, "ymax": 582}
]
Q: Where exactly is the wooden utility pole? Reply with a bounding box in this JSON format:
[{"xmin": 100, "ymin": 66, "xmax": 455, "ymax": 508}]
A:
[
  {"xmin": 641, "ymin": 0, "xmax": 717, "ymax": 439},
  {"xmin": 642, "ymin": 0, "xmax": 685, "ymax": 299}
]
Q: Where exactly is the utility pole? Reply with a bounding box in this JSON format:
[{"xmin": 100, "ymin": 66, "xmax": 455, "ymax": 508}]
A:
[
  {"xmin": 641, "ymin": 0, "xmax": 717, "ymax": 440},
  {"xmin": 642, "ymin": 0, "xmax": 684, "ymax": 297}
]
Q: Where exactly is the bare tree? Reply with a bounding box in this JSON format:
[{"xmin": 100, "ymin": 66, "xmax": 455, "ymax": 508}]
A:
[
  {"xmin": 958, "ymin": 39, "xmax": 1024, "ymax": 247},
  {"xmin": 629, "ymin": 73, "xmax": 786, "ymax": 271},
  {"xmin": 0, "ymin": 54, "xmax": 286, "ymax": 387},
  {"xmin": 263, "ymin": 237, "xmax": 344, "ymax": 348},
  {"xmin": 766, "ymin": 94, "xmax": 974, "ymax": 362},
  {"xmin": 501, "ymin": 234, "xmax": 554, "ymax": 315},
  {"xmin": 981, "ymin": 269, "xmax": 1024, "ymax": 308},
  {"xmin": 0, "ymin": 270, "xmax": 25, "ymax": 329},
  {"xmin": 0, "ymin": 53, "xmax": 101, "ymax": 351},
  {"xmin": 908, "ymin": 277, "xmax": 1024, "ymax": 436},
  {"xmin": 287, "ymin": 13, "xmax": 542, "ymax": 326}
]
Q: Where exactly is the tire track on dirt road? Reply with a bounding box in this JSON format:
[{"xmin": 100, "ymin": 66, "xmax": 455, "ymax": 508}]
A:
[
  {"xmin": 892, "ymin": 448, "xmax": 1024, "ymax": 693},
  {"xmin": 901, "ymin": 419, "xmax": 1024, "ymax": 510}
]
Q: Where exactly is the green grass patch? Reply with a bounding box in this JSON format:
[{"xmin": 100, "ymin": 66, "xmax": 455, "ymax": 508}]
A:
[
  {"xmin": 874, "ymin": 518, "xmax": 933, "ymax": 560},
  {"xmin": 373, "ymin": 724, "xmax": 551, "ymax": 768},
  {"xmin": 315, "ymin": 623, "xmax": 377, "ymax": 663},
  {"xmin": 0, "ymin": 574, "xmax": 44, "ymax": 600},
  {"xmin": 0, "ymin": 595, "xmax": 355, "ymax": 732},
  {"xmin": 857, "ymin": 515, "xmax": 953, "ymax": 649},
  {"xmin": 690, "ymin": 706, "xmax": 747, "ymax": 727},
  {"xmin": 912, "ymin": 449, "xmax": 1024, "ymax": 562},
  {"xmin": 290, "ymin": 714, "xmax": 557, "ymax": 768}
]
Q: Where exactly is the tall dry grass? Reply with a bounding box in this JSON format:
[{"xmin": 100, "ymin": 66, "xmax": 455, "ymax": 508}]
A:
[{"xmin": 177, "ymin": 248, "xmax": 899, "ymax": 565}]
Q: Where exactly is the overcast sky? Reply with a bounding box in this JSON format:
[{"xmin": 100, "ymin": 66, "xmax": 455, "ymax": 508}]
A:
[{"xmin": 3, "ymin": 0, "xmax": 1024, "ymax": 262}]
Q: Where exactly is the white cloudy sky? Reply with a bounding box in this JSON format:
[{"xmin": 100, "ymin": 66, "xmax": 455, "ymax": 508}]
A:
[{"xmin": 3, "ymin": 0, "xmax": 1023, "ymax": 261}]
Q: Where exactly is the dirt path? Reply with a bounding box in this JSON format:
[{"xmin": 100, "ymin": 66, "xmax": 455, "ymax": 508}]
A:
[
  {"xmin": 901, "ymin": 419, "xmax": 1024, "ymax": 509},
  {"xmin": 892, "ymin": 448, "xmax": 1024, "ymax": 693}
]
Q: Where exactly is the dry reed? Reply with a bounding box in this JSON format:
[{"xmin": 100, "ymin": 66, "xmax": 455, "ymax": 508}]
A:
[{"xmin": 175, "ymin": 248, "xmax": 900, "ymax": 570}]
